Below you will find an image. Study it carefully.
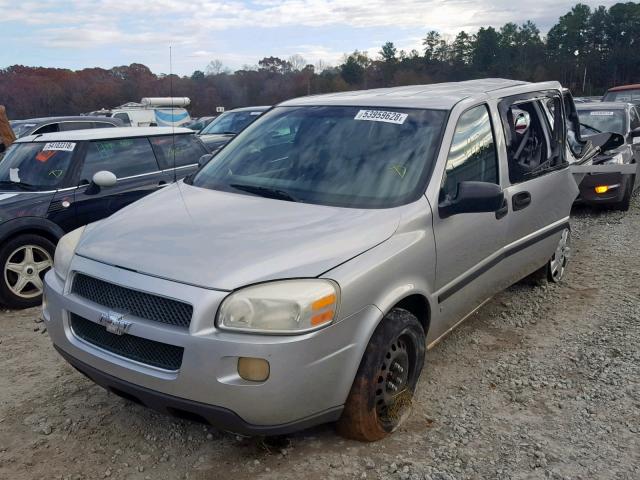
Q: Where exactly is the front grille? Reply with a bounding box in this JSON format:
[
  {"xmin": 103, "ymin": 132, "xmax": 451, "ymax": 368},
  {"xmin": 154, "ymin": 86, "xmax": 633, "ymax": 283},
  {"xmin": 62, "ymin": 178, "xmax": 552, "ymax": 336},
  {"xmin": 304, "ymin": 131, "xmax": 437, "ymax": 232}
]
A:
[
  {"xmin": 71, "ymin": 274, "xmax": 192, "ymax": 328},
  {"xmin": 70, "ymin": 314, "xmax": 184, "ymax": 370}
]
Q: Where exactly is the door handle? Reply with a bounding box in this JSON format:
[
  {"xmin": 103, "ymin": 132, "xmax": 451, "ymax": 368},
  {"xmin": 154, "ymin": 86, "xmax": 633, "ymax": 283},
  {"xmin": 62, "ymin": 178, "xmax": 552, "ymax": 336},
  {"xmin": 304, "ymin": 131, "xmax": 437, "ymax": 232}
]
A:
[
  {"xmin": 512, "ymin": 191, "xmax": 531, "ymax": 211},
  {"xmin": 495, "ymin": 198, "xmax": 508, "ymax": 219}
]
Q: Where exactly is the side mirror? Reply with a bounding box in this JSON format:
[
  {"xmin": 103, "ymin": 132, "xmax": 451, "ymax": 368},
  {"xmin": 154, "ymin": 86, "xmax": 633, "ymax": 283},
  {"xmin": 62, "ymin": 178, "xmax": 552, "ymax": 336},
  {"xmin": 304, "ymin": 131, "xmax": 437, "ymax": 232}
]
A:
[
  {"xmin": 85, "ymin": 171, "xmax": 116, "ymax": 195},
  {"xmin": 630, "ymin": 128, "xmax": 640, "ymax": 143},
  {"xmin": 198, "ymin": 153, "xmax": 214, "ymax": 168},
  {"xmin": 92, "ymin": 170, "xmax": 117, "ymax": 187},
  {"xmin": 439, "ymin": 181, "xmax": 504, "ymax": 218}
]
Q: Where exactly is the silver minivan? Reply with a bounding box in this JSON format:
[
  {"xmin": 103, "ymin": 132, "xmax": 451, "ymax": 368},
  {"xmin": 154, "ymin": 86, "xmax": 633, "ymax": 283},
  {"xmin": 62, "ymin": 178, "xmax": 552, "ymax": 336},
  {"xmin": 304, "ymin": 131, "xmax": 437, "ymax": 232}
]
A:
[{"xmin": 43, "ymin": 79, "xmax": 578, "ymax": 441}]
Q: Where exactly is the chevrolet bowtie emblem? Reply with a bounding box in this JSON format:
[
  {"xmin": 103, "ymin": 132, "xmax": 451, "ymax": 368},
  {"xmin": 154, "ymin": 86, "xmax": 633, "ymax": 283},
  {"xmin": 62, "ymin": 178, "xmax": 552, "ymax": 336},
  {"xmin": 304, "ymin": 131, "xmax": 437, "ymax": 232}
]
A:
[{"xmin": 98, "ymin": 311, "xmax": 132, "ymax": 336}]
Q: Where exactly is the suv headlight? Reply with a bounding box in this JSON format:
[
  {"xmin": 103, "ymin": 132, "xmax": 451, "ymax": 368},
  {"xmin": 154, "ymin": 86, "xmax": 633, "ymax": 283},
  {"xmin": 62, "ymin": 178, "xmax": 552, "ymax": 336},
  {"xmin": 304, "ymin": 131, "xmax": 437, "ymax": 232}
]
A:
[
  {"xmin": 217, "ymin": 279, "xmax": 339, "ymax": 334},
  {"xmin": 53, "ymin": 226, "xmax": 86, "ymax": 281}
]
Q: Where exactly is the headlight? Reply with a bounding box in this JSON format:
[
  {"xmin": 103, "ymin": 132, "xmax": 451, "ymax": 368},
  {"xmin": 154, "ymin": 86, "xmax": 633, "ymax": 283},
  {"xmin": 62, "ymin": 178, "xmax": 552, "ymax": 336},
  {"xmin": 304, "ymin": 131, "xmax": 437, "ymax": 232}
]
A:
[
  {"xmin": 604, "ymin": 152, "xmax": 624, "ymax": 164},
  {"xmin": 217, "ymin": 279, "xmax": 339, "ymax": 334},
  {"xmin": 53, "ymin": 226, "xmax": 86, "ymax": 281}
]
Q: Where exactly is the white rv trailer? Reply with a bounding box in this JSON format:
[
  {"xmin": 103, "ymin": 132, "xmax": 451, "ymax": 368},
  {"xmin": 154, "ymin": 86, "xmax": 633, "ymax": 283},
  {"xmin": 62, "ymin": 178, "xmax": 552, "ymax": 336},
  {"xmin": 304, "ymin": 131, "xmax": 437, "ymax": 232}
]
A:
[{"xmin": 93, "ymin": 98, "xmax": 192, "ymax": 127}]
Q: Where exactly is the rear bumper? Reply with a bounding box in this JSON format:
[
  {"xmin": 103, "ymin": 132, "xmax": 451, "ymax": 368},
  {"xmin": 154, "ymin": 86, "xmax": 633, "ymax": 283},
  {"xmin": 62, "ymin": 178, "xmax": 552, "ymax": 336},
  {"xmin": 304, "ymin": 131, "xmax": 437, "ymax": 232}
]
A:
[{"xmin": 55, "ymin": 345, "xmax": 342, "ymax": 436}]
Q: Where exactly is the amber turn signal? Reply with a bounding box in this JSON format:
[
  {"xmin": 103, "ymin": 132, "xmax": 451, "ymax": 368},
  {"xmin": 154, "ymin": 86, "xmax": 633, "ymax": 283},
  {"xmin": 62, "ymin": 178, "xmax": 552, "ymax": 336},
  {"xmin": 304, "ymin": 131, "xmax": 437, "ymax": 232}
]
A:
[{"xmin": 594, "ymin": 185, "xmax": 609, "ymax": 194}]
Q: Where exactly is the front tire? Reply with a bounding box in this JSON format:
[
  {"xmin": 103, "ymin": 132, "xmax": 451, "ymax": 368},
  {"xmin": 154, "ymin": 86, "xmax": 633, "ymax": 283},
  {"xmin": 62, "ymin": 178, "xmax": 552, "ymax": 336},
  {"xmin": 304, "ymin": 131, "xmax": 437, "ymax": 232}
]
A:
[
  {"xmin": 547, "ymin": 227, "xmax": 571, "ymax": 283},
  {"xmin": 0, "ymin": 234, "xmax": 55, "ymax": 309},
  {"xmin": 337, "ymin": 308, "xmax": 425, "ymax": 442}
]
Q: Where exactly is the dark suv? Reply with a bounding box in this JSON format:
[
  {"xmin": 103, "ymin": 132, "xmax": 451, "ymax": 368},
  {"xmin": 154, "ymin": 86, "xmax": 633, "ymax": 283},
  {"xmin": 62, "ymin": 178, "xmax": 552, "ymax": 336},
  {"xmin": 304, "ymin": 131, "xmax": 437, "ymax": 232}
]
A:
[
  {"xmin": 9, "ymin": 116, "xmax": 123, "ymax": 139},
  {"xmin": 0, "ymin": 127, "xmax": 208, "ymax": 308}
]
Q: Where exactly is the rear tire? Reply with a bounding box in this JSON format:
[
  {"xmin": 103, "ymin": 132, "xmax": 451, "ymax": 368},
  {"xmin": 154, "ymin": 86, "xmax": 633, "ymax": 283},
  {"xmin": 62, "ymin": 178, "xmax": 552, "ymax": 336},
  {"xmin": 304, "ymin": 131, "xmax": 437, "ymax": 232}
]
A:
[
  {"xmin": 0, "ymin": 234, "xmax": 55, "ymax": 309},
  {"xmin": 336, "ymin": 308, "xmax": 425, "ymax": 442}
]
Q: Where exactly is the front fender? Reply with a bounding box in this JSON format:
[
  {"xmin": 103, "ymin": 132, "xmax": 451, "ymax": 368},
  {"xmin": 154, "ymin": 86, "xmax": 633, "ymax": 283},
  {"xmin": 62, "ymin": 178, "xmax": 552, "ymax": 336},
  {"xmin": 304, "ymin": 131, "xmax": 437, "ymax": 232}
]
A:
[{"xmin": 0, "ymin": 216, "xmax": 65, "ymax": 243}]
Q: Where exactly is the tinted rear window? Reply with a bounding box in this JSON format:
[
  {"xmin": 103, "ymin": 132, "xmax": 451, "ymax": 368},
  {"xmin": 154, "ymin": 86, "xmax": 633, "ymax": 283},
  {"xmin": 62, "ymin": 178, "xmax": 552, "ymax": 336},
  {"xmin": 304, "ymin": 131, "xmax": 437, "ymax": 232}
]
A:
[{"xmin": 150, "ymin": 134, "xmax": 208, "ymax": 169}]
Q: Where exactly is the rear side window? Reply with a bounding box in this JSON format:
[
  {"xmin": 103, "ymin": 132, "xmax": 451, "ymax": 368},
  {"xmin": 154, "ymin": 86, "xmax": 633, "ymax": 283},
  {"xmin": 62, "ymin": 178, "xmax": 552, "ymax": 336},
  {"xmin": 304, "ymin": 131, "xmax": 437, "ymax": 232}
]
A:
[
  {"xmin": 33, "ymin": 123, "xmax": 59, "ymax": 135},
  {"xmin": 60, "ymin": 122, "xmax": 94, "ymax": 131},
  {"xmin": 80, "ymin": 137, "xmax": 159, "ymax": 183},
  {"xmin": 150, "ymin": 134, "xmax": 208, "ymax": 169},
  {"xmin": 93, "ymin": 122, "xmax": 116, "ymax": 129},
  {"xmin": 441, "ymin": 104, "xmax": 498, "ymax": 202}
]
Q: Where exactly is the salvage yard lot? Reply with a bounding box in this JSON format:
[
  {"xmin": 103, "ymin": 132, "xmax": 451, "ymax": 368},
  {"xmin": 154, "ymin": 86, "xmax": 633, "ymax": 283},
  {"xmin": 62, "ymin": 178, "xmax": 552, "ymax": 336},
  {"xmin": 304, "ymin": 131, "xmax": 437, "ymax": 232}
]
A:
[{"xmin": 1, "ymin": 195, "xmax": 639, "ymax": 480}]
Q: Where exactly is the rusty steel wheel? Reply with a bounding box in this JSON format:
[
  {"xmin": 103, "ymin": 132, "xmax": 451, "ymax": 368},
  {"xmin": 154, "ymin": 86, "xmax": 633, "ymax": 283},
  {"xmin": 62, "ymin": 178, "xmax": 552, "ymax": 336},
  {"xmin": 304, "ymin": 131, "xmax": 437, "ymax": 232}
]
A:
[{"xmin": 337, "ymin": 308, "xmax": 425, "ymax": 442}]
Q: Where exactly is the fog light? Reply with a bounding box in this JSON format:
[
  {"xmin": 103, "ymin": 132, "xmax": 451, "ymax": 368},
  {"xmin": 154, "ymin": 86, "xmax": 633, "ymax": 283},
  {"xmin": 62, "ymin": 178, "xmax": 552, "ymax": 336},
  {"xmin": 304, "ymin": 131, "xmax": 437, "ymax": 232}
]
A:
[
  {"xmin": 595, "ymin": 185, "xmax": 609, "ymax": 194},
  {"xmin": 238, "ymin": 357, "xmax": 270, "ymax": 382}
]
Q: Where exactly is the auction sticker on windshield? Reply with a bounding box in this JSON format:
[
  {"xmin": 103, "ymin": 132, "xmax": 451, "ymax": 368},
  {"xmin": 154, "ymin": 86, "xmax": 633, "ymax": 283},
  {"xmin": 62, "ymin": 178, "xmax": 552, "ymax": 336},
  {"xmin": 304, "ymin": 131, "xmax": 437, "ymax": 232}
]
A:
[
  {"xmin": 590, "ymin": 111, "xmax": 615, "ymax": 116},
  {"xmin": 354, "ymin": 110, "xmax": 408, "ymax": 125},
  {"xmin": 42, "ymin": 142, "xmax": 76, "ymax": 152}
]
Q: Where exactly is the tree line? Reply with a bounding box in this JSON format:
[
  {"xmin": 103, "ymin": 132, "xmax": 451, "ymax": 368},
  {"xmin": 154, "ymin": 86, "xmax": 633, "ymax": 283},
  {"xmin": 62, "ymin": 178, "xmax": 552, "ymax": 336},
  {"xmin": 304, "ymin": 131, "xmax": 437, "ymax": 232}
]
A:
[{"xmin": 1, "ymin": 2, "xmax": 638, "ymax": 119}]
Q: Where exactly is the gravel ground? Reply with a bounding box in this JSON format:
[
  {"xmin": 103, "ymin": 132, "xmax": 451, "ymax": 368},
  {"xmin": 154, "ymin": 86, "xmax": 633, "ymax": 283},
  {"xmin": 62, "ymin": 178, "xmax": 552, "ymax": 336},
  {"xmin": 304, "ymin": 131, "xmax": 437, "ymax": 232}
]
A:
[{"xmin": 1, "ymin": 193, "xmax": 639, "ymax": 480}]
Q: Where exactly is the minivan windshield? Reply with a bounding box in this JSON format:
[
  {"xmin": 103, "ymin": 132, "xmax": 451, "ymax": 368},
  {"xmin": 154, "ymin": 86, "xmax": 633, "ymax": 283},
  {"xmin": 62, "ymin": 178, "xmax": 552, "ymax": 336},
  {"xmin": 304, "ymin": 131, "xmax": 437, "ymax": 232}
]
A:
[
  {"xmin": 191, "ymin": 106, "xmax": 447, "ymax": 208},
  {"xmin": 577, "ymin": 109, "xmax": 627, "ymax": 136},
  {"xmin": 0, "ymin": 142, "xmax": 75, "ymax": 190},
  {"xmin": 199, "ymin": 109, "xmax": 265, "ymax": 135}
]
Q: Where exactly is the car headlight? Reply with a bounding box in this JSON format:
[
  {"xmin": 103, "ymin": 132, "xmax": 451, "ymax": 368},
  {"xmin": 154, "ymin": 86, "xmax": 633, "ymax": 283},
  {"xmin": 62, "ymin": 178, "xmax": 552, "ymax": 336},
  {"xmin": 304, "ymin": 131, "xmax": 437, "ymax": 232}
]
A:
[
  {"xmin": 53, "ymin": 226, "xmax": 86, "ymax": 281},
  {"xmin": 217, "ymin": 279, "xmax": 339, "ymax": 334},
  {"xmin": 603, "ymin": 152, "xmax": 624, "ymax": 164}
]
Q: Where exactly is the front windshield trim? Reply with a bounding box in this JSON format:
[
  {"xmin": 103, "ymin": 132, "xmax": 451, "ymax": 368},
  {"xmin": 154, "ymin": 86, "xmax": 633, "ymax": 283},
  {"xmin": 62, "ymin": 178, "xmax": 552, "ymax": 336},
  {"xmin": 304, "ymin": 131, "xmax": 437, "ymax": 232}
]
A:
[{"xmin": 192, "ymin": 105, "xmax": 449, "ymax": 210}]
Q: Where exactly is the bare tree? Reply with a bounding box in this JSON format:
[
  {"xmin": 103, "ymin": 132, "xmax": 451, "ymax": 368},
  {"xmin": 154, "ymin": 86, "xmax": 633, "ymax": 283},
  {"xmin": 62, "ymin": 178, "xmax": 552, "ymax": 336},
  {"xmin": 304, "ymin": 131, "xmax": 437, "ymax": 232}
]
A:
[
  {"xmin": 205, "ymin": 59, "xmax": 225, "ymax": 76},
  {"xmin": 314, "ymin": 59, "xmax": 331, "ymax": 73},
  {"xmin": 288, "ymin": 54, "xmax": 307, "ymax": 71}
]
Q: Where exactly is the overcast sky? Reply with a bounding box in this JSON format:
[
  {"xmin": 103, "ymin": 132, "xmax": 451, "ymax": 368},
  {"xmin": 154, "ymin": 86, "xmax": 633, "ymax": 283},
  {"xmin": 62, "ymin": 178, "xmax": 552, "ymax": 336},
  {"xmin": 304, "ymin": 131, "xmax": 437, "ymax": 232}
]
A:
[{"xmin": 0, "ymin": 0, "xmax": 620, "ymax": 75}]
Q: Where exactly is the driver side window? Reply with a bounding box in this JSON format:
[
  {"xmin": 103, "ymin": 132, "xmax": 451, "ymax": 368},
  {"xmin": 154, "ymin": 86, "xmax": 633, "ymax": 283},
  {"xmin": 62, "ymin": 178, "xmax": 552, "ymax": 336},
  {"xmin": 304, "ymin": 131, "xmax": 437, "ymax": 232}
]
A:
[
  {"xmin": 441, "ymin": 104, "xmax": 498, "ymax": 202},
  {"xmin": 501, "ymin": 95, "xmax": 566, "ymax": 184}
]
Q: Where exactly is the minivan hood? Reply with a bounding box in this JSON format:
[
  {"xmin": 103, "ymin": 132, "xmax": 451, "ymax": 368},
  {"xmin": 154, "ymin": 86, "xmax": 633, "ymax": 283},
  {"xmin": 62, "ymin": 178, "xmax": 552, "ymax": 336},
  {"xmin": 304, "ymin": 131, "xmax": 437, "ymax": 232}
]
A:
[{"xmin": 76, "ymin": 183, "xmax": 400, "ymax": 290}]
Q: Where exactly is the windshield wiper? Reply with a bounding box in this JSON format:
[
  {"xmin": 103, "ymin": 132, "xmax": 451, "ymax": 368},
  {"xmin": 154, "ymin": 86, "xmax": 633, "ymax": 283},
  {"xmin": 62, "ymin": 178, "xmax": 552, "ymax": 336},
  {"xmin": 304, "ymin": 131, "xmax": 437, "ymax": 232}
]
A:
[
  {"xmin": 0, "ymin": 180, "xmax": 38, "ymax": 191},
  {"xmin": 580, "ymin": 122, "xmax": 602, "ymax": 134},
  {"xmin": 230, "ymin": 183, "xmax": 298, "ymax": 202}
]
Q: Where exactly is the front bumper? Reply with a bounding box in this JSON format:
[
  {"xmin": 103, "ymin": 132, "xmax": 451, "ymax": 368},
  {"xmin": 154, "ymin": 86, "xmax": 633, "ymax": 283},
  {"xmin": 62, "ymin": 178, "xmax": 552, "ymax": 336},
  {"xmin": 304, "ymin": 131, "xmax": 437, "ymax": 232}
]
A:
[
  {"xmin": 55, "ymin": 346, "xmax": 342, "ymax": 436},
  {"xmin": 43, "ymin": 255, "xmax": 381, "ymax": 434},
  {"xmin": 577, "ymin": 171, "xmax": 628, "ymax": 205}
]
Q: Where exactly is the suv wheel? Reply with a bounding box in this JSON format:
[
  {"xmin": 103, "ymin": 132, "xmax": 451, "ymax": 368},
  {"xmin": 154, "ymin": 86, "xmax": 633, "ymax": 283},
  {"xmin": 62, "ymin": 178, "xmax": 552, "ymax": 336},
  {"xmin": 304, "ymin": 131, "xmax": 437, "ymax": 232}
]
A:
[
  {"xmin": 337, "ymin": 308, "xmax": 425, "ymax": 441},
  {"xmin": 548, "ymin": 228, "xmax": 571, "ymax": 283},
  {"xmin": 0, "ymin": 234, "xmax": 55, "ymax": 309}
]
